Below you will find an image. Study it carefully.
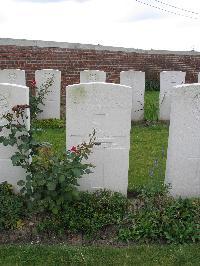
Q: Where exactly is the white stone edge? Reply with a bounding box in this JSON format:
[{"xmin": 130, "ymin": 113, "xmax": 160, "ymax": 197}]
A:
[
  {"xmin": 0, "ymin": 38, "xmax": 200, "ymax": 56},
  {"xmin": 174, "ymin": 83, "xmax": 200, "ymax": 88},
  {"xmin": 0, "ymin": 82, "xmax": 29, "ymax": 89},
  {"xmin": 66, "ymin": 82, "xmax": 132, "ymax": 89}
]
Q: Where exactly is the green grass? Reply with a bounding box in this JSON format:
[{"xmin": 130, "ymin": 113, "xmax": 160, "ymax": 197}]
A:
[
  {"xmin": 34, "ymin": 91, "xmax": 169, "ymax": 189},
  {"xmin": 129, "ymin": 123, "xmax": 168, "ymax": 189},
  {"xmin": 144, "ymin": 90, "xmax": 159, "ymax": 121},
  {"xmin": 0, "ymin": 244, "xmax": 200, "ymax": 265},
  {"xmin": 34, "ymin": 125, "xmax": 169, "ymax": 190},
  {"xmin": 35, "ymin": 128, "xmax": 65, "ymax": 153}
]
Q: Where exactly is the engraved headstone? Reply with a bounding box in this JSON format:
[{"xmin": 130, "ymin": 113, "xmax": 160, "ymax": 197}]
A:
[
  {"xmin": 165, "ymin": 83, "xmax": 200, "ymax": 197},
  {"xmin": 0, "ymin": 83, "xmax": 29, "ymax": 191},
  {"xmin": 66, "ymin": 82, "xmax": 132, "ymax": 195},
  {"xmin": 35, "ymin": 69, "xmax": 61, "ymax": 119},
  {"xmin": 0, "ymin": 69, "xmax": 26, "ymax": 86},
  {"xmin": 80, "ymin": 70, "xmax": 106, "ymax": 83},
  {"xmin": 159, "ymin": 71, "xmax": 185, "ymax": 121},
  {"xmin": 120, "ymin": 70, "xmax": 145, "ymax": 121}
]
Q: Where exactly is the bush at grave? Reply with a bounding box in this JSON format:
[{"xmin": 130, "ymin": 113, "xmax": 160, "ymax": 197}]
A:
[
  {"xmin": 0, "ymin": 182, "xmax": 24, "ymax": 230},
  {"xmin": 0, "ymin": 104, "xmax": 95, "ymax": 215},
  {"xmin": 0, "ymin": 78, "xmax": 95, "ymax": 215},
  {"xmin": 118, "ymin": 191, "xmax": 200, "ymax": 244}
]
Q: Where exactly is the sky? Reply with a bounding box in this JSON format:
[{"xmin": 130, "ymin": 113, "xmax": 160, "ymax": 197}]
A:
[{"xmin": 0, "ymin": 0, "xmax": 200, "ymax": 51}]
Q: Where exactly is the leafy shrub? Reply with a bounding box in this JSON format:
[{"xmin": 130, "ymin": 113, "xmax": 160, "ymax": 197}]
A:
[
  {"xmin": 61, "ymin": 190, "xmax": 129, "ymax": 236},
  {"xmin": 19, "ymin": 137, "xmax": 95, "ymax": 215},
  {"xmin": 0, "ymin": 182, "xmax": 24, "ymax": 230},
  {"xmin": 0, "ymin": 86, "xmax": 95, "ymax": 216},
  {"xmin": 36, "ymin": 214, "xmax": 64, "ymax": 235},
  {"xmin": 118, "ymin": 187, "xmax": 200, "ymax": 244}
]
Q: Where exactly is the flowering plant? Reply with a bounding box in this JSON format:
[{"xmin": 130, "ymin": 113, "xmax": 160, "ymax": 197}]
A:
[{"xmin": 0, "ymin": 78, "xmax": 96, "ymax": 214}]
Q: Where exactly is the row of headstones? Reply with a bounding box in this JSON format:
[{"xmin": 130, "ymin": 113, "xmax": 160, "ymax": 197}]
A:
[
  {"xmin": 0, "ymin": 69, "xmax": 61, "ymax": 120},
  {"xmin": 0, "ymin": 81, "xmax": 131, "ymax": 195},
  {"xmin": 1, "ymin": 68, "xmax": 200, "ymax": 121},
  {"xmin": 1, "ymin": 79, "xmax": 200, "ymax": 198}
]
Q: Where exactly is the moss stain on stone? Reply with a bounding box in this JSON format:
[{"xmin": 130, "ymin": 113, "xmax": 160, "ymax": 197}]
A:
[{"xmin": 71, "ymin": 86, "xmax": 86, "ymax": 103}]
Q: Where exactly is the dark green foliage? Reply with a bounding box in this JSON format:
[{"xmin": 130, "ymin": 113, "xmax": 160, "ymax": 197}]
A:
[
  {"xmin": 21, "ymin": 140, "xmax": 95, "ymax": 215},
  {"xmin": 118, "ymin": 187, "xmax": 200, "ymax": 244},
  {"xmin": 0, "ymin": 182, "xmax": 24, "ymax": 230},
  {"xmin": 36, "ymin": 215, "xmax": 64, "ymax": 235},
  {"xmin": 61, "ymin": 190, "xmax": 129, "ymax": 236},
  {"xmin": 145, "ymin": 79, "xmax": 160, "ymax": 91}
]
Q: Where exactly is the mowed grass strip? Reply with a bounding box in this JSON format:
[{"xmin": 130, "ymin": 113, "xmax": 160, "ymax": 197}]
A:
[
  {"xmin": 129, "ymin": 123, "xmax": 168, "ymax": 189},
  {"xmin": 0, "ymin": 244, "xmax": 200, "ymax": 265}
]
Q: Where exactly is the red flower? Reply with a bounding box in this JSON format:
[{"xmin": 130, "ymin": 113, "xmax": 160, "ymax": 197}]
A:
[
  {"xmin": 30, "ymin": 80, "xmax": 36, "ymax": 87},
  {"xmin": 70, "ymin": 146, "xmax": 77, "ymax": 153}
]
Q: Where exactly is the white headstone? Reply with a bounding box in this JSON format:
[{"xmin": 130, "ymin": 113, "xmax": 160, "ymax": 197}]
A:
[
  {"xmin": 35, "ymin": 69, "xmax": 61, "ymax": 119},
  {"xmin": 198, "ymin": 73, "xmax": 200, "ymax": 83},
  {"xmin": 165, "ymin": 83, "xmax": 200, "ymax": 197},
  {"xmin": 120, "ymin": 70, "xmax": 145, "ymax": 121},
  {"xmin": 159, "ymin": 71, "xmax": 185, "ymax": 121},
  {"xmin": 0, "ymin": 83, "xmax": 29, "ymax": 191},
  {"xmin": 0, "ymin": 69, "xmax": 26, "ymax": 86},
  {"xmin": 80, "ymin": 70, "xmax": 106, "ymax": 83},
  {"xmin": 66, "ymin": 82, "xmax": 132, "ymax": 195}
]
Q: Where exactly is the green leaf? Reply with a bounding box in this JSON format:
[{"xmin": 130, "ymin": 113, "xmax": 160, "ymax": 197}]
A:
[
  {"xmin": 47, "ymin": 182, "xmax": 56, "ymax": 191},
  {"xmin": 17, "ymin": 180, "xmax": 25, "ymax": 186},
  {"xmin": 85, "ymin": 169, "xmax": 93, "ymax": 174},
  {"xmin": 52, "ymin": 207, "xmax": 59, "ymax": 215},
  {"xmin": 59, "ymin": 175, "xmax": 65, "ymax": 183},
  {"xmin": 72, "ymin": 168, "xmax": 81, "ymax": 177}
]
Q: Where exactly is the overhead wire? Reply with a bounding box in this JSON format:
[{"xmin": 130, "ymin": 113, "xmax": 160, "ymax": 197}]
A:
[
  {"xmin": 135, "ymin": 0, "xmax": 198, "ymax": 20},
  {"xmin": 152, "ymin": 0, "xmax": 199, "ymax": 15}
]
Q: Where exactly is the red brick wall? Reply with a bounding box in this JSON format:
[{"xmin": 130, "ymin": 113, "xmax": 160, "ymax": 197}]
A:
[{"xmin": 0, "ymin": 44, "xmax": 200, "ymax": 117}]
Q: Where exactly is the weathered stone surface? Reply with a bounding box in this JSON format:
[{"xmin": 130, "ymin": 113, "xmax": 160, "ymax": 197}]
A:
[
  {"xmin": 80, "ymin": 70, "xmax": 106, "ymax": 83},
  {"xmin": 159, "ymin": 71, "xmax": 185, "ymax": 121},
  {"xmin": 0, "ymin": 69, "xmax": 26, "ymax": 86},
  {"xmin": 120, "ymin": 70, "xmax": 145, "ymax": 121},
  {"xmin": 35, "ymin": 69, "xmax": 61, "ymax": 119},
  {"xmin": 165, "ymin": 83, "xmax": 200, "ymax": 197},
  {"xmin": 0, "ymin": 83, "xmax": 29, "ymax": 191},
  {"xmin": 66, "ymin": 82, "xmax": 132, "ymax": 195},
  {"xmin": 198, "ymin": 73, "xmax": 200, "ymax": 83}
]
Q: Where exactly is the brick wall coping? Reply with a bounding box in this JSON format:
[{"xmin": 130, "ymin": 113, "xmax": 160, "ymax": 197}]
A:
[{"xmin": 0, "ymin": 38, "xmax": 199, "ymax": 56}]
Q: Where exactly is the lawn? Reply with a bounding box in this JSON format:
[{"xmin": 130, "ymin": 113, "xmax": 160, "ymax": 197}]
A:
[
  {"xmin": 0, "ymin": 244, "xmax": 200, "ymax": 265},
  {"xmin": 34, "ymin": 90, "xmax": 169, "ymax": 190}
]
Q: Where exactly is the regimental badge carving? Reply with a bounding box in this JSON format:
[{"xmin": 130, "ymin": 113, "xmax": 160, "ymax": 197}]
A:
[
  {"xmin": 88, "ymin": 73, "xmax": 97, "ymax": 82},
  {"xmin": 8, "ymin": 71, "xmax": 17, "ymax": 83}
]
